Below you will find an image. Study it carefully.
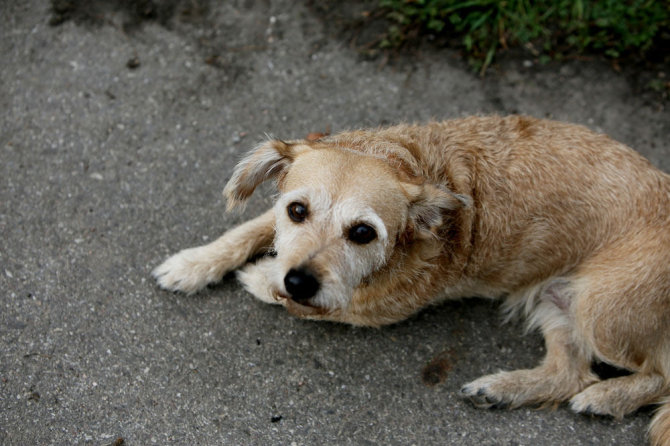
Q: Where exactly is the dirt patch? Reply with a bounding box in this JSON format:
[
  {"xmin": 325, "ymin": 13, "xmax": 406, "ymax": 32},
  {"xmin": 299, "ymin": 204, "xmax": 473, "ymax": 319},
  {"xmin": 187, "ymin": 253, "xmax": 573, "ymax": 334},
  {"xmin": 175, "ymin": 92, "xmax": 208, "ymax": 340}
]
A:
[{"xmin": 421, "ymin": 350, "xmax": 456, "ymax": 387}]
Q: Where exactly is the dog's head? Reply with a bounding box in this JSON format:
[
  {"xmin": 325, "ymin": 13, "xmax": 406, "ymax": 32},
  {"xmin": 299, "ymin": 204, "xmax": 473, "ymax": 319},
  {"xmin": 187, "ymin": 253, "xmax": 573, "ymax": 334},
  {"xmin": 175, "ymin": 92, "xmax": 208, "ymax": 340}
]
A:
[{"xmin": 223, "ymin": 138, "xmax": 469, "ymax": 320}]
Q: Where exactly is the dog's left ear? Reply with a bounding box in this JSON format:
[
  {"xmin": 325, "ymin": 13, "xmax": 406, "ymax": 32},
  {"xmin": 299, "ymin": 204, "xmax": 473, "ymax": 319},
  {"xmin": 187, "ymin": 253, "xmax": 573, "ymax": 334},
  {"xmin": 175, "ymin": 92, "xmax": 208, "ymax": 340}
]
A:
[
  {"xmin": 223, "ymin": 140, "xmax": 304, "ymax": 210},
  {"xmin": 401, "ymin": 182, "xmax": 471, "ymax": 239}
]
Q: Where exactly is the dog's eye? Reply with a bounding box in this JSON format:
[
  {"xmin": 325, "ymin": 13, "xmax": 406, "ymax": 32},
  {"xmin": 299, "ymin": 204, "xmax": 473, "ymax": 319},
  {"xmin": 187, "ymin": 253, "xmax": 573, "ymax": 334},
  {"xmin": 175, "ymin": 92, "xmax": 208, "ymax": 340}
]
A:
[
  {"xmin": 287, "ymin": 202, "xmax": 308, "ymax": 222},
  {"xmin": 348, "ymin": 223, "xmax": 377, "ymax": 245}
]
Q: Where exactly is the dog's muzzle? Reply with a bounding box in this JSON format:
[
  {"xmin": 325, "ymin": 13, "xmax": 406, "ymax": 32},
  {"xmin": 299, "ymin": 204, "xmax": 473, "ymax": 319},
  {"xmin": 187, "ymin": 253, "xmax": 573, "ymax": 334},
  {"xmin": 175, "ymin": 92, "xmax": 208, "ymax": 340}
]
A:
[{"xmin": 284, "ymin": 267, "xmax": 320, "ymax": 303}]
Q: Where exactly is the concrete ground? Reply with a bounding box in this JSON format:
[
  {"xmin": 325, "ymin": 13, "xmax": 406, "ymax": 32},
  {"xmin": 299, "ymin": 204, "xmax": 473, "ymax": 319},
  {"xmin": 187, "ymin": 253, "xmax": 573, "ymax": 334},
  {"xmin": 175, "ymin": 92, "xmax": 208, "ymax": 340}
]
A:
[{"xmin": 1, "ymin": 1, "xmax": 668, "ymax": 445}]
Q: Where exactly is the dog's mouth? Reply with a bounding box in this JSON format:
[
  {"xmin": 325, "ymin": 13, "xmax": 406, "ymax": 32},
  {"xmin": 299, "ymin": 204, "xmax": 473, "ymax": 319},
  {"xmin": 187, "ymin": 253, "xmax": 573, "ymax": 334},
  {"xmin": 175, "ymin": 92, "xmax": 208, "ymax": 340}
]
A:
[{"xmin": 274, "ymin": 291, "xmax": 329, "ymax": 317}]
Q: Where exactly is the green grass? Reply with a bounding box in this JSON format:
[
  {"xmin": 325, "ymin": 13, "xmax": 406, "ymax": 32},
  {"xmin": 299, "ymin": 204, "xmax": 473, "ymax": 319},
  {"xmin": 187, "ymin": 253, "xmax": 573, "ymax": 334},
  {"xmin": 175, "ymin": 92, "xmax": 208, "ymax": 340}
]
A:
[{"xmin": 379, "ymin": 0, "xmax": 670, "ymax": 74}]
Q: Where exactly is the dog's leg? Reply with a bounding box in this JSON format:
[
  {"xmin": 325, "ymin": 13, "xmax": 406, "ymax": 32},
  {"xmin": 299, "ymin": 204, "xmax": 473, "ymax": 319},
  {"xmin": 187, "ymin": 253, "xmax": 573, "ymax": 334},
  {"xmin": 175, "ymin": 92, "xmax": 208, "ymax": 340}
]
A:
[
  {"xmin": 153, "ymin": 209, "xmax": 275, "ymax": 294},
  {"xmin": 461, "ymin": 326, "xmax": 598, "ymax": 408},
  {"xmin": 570, "ymin": 372, "xmax": 666, "ymax": 418},
  {"xmin": 566, "ymin": 232, "xmax": 670, "ymax": 420}
]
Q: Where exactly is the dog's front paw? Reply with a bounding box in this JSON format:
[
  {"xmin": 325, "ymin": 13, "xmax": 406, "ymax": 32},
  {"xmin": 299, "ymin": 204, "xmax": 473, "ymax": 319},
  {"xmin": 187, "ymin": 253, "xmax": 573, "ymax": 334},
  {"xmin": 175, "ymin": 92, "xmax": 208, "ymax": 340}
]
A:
[{"xmin": 153, "ymin": 247, "xmax": 225, "ymax": 294}]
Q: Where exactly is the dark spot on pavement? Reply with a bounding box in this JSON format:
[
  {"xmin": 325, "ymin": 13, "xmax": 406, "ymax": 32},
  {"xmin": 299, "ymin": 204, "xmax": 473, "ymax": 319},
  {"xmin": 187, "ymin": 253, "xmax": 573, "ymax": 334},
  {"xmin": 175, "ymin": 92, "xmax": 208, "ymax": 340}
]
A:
[
  {"xmin": 126, "ymin": 56, "xmax": 140, "ymax": 69},
  {"xmin": 421, "ymin": 350, "xmax": 455, "ymax": 386}
]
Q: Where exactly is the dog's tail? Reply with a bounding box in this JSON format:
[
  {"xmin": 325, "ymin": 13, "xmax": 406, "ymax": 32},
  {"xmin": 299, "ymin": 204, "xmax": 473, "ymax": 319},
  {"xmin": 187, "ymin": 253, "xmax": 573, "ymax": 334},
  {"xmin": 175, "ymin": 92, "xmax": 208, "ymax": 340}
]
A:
[{"xmin": 650, "ymin": 397, "xmax": 670, "ymax": 446}]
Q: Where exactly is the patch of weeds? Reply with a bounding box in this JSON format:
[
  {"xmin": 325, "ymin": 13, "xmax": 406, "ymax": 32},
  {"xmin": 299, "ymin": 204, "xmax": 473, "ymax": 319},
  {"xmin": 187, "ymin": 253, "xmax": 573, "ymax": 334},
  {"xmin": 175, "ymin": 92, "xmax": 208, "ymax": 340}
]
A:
[
  {"xmin": 378, "ymin": 0, "xmax": 670, "ymax": 74},
  {"xmin": 647, "ymin": 76, "xmax": 670, "ymax": 99}
]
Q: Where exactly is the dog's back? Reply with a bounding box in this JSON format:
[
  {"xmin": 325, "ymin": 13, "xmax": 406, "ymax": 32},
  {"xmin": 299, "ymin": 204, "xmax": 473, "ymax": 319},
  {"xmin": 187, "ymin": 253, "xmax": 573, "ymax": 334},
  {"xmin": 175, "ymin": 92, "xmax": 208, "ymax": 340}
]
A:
[{"xmin": 329, "ymin": 116, "xmax": 670, "ymax": 289}]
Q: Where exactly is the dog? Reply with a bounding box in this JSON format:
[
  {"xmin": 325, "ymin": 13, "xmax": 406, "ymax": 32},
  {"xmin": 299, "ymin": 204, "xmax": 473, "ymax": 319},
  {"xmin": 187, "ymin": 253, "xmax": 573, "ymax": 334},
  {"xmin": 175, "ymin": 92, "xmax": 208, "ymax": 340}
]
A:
[{"xmin": 153, "ymin": 115, "xmax": 670, "ymax": 445}]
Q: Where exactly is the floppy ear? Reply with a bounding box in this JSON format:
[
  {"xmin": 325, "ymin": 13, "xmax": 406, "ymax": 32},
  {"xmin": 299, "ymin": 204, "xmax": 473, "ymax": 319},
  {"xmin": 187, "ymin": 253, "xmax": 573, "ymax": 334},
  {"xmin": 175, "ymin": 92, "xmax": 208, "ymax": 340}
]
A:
[
  {"xmin": 223, "ymin": 140, "xmax": 300, "ymax": 210},
  {"xmin": 401, "ymin": 182, "xmax": 471, "ymax": 240}
]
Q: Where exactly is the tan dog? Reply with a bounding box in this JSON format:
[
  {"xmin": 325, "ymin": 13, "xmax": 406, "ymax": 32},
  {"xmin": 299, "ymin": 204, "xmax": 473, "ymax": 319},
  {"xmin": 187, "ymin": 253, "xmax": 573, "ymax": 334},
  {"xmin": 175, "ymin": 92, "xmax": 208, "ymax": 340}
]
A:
[{"xmin": 153, "ymin": 116, "xmax": 670, "ymax": 445}]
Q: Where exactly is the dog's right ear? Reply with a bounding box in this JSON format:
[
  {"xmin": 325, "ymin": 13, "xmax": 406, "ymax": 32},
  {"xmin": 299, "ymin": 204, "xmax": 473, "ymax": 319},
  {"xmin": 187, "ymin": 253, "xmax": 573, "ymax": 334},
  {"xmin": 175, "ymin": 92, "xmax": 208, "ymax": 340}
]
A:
[
  {"xmin": 400, "ymin": 182, "xmax": 472, "ymax": 240},
  {"xmin": 223, "ymin": 140, "xmax": 302, "ymax": 210}
]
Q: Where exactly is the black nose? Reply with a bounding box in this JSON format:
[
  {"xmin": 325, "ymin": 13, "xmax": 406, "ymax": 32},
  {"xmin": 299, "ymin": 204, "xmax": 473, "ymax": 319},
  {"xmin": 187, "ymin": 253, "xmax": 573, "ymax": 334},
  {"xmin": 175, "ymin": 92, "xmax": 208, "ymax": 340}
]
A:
[{"xmin": 284, "ymin": 268, "xmax": 320, "ymax": 302}]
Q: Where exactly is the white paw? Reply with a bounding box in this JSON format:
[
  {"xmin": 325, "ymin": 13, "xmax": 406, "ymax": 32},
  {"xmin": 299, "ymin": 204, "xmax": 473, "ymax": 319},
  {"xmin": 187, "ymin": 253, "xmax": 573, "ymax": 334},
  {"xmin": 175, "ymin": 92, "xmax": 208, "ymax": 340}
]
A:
[
  {"xmin": 152, "ymin": 247, "xmax": 225, "ymax": 294},
  {"xmin": 237, "ymin": 257, "xmax": 284, "ymax": 305}
]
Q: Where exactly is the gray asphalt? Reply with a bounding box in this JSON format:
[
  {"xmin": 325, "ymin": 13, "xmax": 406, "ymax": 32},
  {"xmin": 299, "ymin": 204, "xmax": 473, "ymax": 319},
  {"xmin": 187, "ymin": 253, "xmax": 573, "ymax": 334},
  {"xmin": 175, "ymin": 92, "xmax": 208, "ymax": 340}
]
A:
[{"xmin": 2, "ymin": 1, "xmax": 669, "ymax": 445}]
